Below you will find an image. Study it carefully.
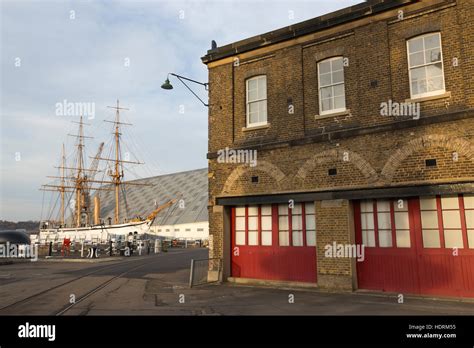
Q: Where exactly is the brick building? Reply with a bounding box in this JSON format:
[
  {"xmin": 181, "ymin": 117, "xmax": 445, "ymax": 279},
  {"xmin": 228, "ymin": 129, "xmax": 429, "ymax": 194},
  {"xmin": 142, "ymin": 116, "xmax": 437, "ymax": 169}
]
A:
[{"xmin": 201, "ymin": 0, "xmax": 474, "ymax": 298}]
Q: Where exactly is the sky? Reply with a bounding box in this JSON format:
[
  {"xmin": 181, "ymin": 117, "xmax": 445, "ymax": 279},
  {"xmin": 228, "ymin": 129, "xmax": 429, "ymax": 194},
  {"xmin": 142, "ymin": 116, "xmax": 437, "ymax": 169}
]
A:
[{"xmin": 0, "ymin": 0, "xmax": 361, "ymax": 221}]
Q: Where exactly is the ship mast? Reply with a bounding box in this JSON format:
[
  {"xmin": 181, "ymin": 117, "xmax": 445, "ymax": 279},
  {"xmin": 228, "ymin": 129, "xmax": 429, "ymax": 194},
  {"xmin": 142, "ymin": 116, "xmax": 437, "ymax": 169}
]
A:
[
  {"xmin": 69, "ymin": 116, "xmax": 93, "ymax": 227},
  {"xmin": 60, "ymin": 143, "xmax": 65, "ymax": 226},
  {"xmin": 108, "ymin": 100, "xmax": 129, "ymax": 224}
]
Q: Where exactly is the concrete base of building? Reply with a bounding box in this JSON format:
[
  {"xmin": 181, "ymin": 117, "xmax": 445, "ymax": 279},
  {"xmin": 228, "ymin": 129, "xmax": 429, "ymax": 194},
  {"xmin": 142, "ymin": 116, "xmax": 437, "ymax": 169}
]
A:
[
  {"xmin": 227, "ymin": 277, "xmax": 319, "ymax": 290},
  {"xmin": 208, "ymin": 270, "xmax": 220, "ymax": 282},
  {"xmin": 317, "ymin": 274, "xmax": 354, "ymax": 291}
]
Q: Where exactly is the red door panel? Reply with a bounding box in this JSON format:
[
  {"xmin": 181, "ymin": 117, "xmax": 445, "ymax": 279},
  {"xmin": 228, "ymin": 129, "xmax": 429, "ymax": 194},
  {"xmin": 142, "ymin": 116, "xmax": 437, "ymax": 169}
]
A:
[
  {"xmin": 231, "ymin": 203, "xmax": 317, "ymax": 283},
  {"xmin": 355, "ymin": 195, "xmax": 474, "ymax": 298}
]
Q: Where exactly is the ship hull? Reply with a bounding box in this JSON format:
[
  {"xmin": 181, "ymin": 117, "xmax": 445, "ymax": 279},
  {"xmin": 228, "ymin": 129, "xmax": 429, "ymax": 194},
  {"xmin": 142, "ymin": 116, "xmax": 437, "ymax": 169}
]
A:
[{"xmin": 36, "ymin": 220, "xmax": 152, "ymax": 243}]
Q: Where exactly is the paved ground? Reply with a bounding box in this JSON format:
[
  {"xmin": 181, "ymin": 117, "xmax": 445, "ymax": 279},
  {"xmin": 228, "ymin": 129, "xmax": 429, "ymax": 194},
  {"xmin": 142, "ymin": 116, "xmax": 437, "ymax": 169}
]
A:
[{"xmin": 1, "ymin": 248, "xmax": 474, "ymax": 315}]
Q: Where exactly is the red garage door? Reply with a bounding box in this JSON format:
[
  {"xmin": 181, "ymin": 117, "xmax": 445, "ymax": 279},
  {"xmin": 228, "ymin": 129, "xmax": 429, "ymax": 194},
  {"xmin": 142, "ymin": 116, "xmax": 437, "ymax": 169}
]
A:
[
  {"xmin": 355, "ymin": 194, "xmax": 474, "ymax": 298},
  {"xmin": 231, "ymin": 203, "xmax": 317, "ymax": 283}
]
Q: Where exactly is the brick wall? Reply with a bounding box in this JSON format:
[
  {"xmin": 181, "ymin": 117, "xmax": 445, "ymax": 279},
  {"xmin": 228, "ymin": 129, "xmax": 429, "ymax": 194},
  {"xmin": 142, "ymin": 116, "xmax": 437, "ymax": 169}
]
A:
[{"xmin": 205, "ymin": 0, "xmax": 474, "ymax": 286}]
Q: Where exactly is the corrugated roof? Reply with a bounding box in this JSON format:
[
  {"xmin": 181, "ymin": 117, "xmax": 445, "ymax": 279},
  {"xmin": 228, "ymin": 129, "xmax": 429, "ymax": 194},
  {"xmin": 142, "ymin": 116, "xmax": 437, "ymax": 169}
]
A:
[{"xmin": 97, "ymin": 168, "xmax": 208, "ymax": 226}]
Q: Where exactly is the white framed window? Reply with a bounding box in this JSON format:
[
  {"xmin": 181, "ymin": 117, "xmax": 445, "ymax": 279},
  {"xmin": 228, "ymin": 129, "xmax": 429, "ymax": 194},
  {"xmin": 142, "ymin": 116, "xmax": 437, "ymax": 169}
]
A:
[
  {"xmin": 246, "ymin": 75, "xmax": 267, "ymax": 127},
  {"xmin": 317, "ymin": 56, "xmax": 346, "ymax": 115},
  {"xmin": 235, "ymin": 206, "xmax": 246, "ymax": 245},
  {"xmin": 407, "ymin": 32, "xmax": 445, "ymax": 98}
]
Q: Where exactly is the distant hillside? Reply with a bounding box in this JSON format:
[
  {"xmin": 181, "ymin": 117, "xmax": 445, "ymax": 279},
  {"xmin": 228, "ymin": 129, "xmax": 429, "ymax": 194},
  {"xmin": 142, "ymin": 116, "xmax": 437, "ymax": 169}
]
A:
[{"xmin": 0, "ymin": 220, "xmax": 39, "ymax": 233}]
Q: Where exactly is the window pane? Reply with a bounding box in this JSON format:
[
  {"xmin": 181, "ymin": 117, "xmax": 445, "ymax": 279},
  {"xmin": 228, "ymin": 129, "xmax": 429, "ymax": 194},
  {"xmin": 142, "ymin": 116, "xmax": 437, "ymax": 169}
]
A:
[
  {"xmin": 249, "ymin": 102, "xmax": 258, "ymax": 113},
  {"xmin": 468, "ymin": 230, "xmax": 474, "ymax": 249},
  {"xmin": 292, "ymin": 215, "xmax": 302, "ymax": 230},
  {"xmin": 248, "ymin": 88, "xmax": 258, "ymax": 102},
  {"xmin": 427, "ymin": 61, "xmax": 443, "ymax": 76},
  {"xmin": 361, "ymin": 213, "xmax": 374, "ymax": 230},
  {"xmin": 319, "ymin": 73, "xmax": 331, "ymax": 87},
  {"xmin": 292, "ymin": 203, "xmax": 302, "ymax": 214},
  {"xmin": 396, "ymin": 230, "xmax": 411, "ymax": 248},
  {"xmin": 422, "ymin": 229, "xmax": 440, "ymax": 248},
  {"xmin": 411, "ymin": 81, "xmax": 420, "ymax": 95},
  {"xmin": 465, "ymin": 210, "xmax": 474, "ymax": 229},
  {"xmin": 361, "ymin": 201, "xmax": 373, "ymax": 213},
  {"xmin": 416, "ymin": 79, "xmax": 428, "ymax": 94},
  {"xmin": 236, "ymin": 206, "xmax": 245, "ymax": 216},
  {"xmin": 278, "ymin": 204, "xmax": 288, "ymax": 215},
  {"xmin": 248, "ymin": 231, "xmax": 258, "ymax": 246},
  {"xmin": 248, "ymin": 206, "xmax": 258, "ymax": 216},
  {"xmin": 442, "ymin": 210, "xmax": 461, "ymax": 229},
  {"xmin": 379, "ymin": 230, "xmax": 393, "ymax": 247},
  {"xmin": 424, "ymin": 33, "xmax": 440, "ymax": 49},
  {"xmin": 427, "ymin": 76, "xmax": 444, "ymax": 92},
  {"xmin": 333, "ymin": 84, "xmax": 345, "ymax": 97},
  {"xmin": 261, "ymin": 216, "xmax": 272, "ymax": 230},
  {"xmin": 279, "ymin": 231, "xmax": 289, "ymax": 246},
  {"xmin": 319, "ymin": 61, "xmax": 331, "ymax": 74},
  {"xmin": 409, "ymin": 52, "xmax": 424, "ymax": 67},
  {"xmin": 332, "ymin": 70, "xmax": 344, "ymax": 84},
  {"xmin": 408, "ymin": 37, "xmax": 424, "ymax": 53},
  {"xmin": 362, "ymin": 229, "xmax": 375, "ymax": 247},
  {"xmin": 377, "ymin": 200, "xmax": 391, "ymax": 212},
  {"xmin": 305, "ymin": 214, "xmax": 315, "ymax": 230},
  {"xmin": 331, "ymin": 57, "xmax": 343, "ymax": 71},
  {"xmin": 395, "ymin": 212, "xmax": 409, "ymax": 230},
  {"xmin": 464, "ymin": 195, "xmax": 474, "ymax": 209},
  {"xmin": 236, "ymin": 216, "xmax": 245, "ymax": 231},
  {"xmin": 425, "ymin": 49, "xmax": 441, "ymax": 64},
  {"xmin": 420, "ymin": 197, "xmax": 437, "ymax": 210},
  {"xmin": 249, "ymin": 112, "xmax": 258, "ymax": 124},
  {"xmin": 411, "ymin": 66, "xmax": 426, "ymax": 81},
  {"xmin": 444, "ymin": 229, "xmax": 463, "ymax": 248},
  {"xmin": 261, "ymin": 205, "xmax": 272, "ymax": 215},
  {"xmin": 236, "ymin": 231, "xmax": 246, "ymax": 245},
  {"xmin": 248, "ymin": 78, "xmax": 257, "ymax": 91},
  {"xmin": 378, "ymin": 212, "xmax": 391, "ymax": 230},
  {"xmin": 262, "ymin": 231, "xmax": 272, "ymax": 246},
  {"xmin": 305, "ymin": 203, "xmax": 315, "ymax": 214},
  {"xmin": 321, "ymin": 86, "xmax": 333, "ymax": 99},
  {"xmin": 292, "ymin": 231, "xmax": 303, "ymax": 246},
  {"xmin": 421, "ymin": 211, "xmax": 438, "ymax": 229},
  {"xmin": 306, "ymin": 230, "xmax": 316, "ymax": 246},
  {"xmin": 279, "ymin": 216, "xmax": 288, "ymax": 230},
  {"xmin": 248, "ymin": 216, "xmax": 258, "ymax": 230},
  {"xmin": 321, "ymin": 98, "xmax": 331, "ymax": 112},
  {"xmin": 334, "ymin": 96, "xmax": 346, "ymax": 109}
]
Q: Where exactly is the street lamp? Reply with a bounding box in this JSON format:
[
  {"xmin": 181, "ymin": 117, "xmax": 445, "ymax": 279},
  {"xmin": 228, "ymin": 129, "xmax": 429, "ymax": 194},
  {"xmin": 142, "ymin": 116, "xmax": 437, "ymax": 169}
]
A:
[{"xmin": 161, "ymin": 73, "xmax": 208, "ymax": 107}]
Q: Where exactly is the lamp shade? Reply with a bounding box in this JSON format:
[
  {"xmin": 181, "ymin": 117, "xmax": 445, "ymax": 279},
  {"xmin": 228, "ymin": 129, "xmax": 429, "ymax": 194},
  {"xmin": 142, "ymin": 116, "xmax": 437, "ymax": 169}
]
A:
[{"xmin": 161, "ymin": 78, "xmax": 173, "ymax": 90}]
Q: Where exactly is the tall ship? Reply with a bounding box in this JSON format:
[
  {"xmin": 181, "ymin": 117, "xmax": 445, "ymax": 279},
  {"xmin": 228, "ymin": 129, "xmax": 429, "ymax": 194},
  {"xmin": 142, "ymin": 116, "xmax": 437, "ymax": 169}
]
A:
[{"xmin": 37, "ymin": 101, "xmax": 177, "ymax": 243}]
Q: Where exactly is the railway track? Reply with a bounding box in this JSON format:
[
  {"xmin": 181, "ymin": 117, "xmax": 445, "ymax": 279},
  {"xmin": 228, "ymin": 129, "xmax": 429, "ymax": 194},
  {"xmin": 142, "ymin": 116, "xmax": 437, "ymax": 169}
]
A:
[{"xmin": 0, "ymin": 256, "xmax": 158, "ymax": 315}]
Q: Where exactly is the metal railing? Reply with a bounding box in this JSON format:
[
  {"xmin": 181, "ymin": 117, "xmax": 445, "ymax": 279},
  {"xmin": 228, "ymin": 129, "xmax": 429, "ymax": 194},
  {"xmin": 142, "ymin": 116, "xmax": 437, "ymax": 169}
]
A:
[{"xmin": 189, "ymin": 258, "xmax": 222, "ymax": 288}]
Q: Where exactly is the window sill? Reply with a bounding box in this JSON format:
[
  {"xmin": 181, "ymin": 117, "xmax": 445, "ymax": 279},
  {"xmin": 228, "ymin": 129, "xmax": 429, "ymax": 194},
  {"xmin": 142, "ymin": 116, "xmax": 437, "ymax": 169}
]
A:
[
  {"xmin": 242, "ymin": 123, "xmax": 270, "ymax": 132},
  {"xmin": 405, "ymin": 91, "xmax": 451, "ymax": 103},
  {"xmin": 315, "ymin": 109, "xmax": 350, "ymax": 120}
]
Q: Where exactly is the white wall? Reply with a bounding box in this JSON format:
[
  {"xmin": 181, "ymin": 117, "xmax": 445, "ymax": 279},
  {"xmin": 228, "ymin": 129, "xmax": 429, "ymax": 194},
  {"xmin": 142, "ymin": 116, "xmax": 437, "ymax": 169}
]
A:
[{"xmin": 149, "ymin": 221, "xmax": 208, "ymax": 240}]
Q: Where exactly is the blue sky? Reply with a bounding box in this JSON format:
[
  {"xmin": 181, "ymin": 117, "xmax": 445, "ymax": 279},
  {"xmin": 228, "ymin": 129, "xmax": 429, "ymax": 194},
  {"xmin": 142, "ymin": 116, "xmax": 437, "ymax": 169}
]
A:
[{"xmin": 0, "ymin": 0, "xmax": 360, "ymax": 221}]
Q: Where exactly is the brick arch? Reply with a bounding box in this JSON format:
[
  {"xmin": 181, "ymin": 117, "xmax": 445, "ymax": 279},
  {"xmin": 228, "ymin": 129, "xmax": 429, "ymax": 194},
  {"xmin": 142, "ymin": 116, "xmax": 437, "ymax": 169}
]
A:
[
  {"xmin": 296, "ymin": 149, "xmax": 378, "ymax": 183},
  {"xmin": 381, "ymin": 134, "xmax": 474, "ymax": 182},
  {"xmin": 221, "ymin": 160, "xmax": 287, "ymax": 195}
]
